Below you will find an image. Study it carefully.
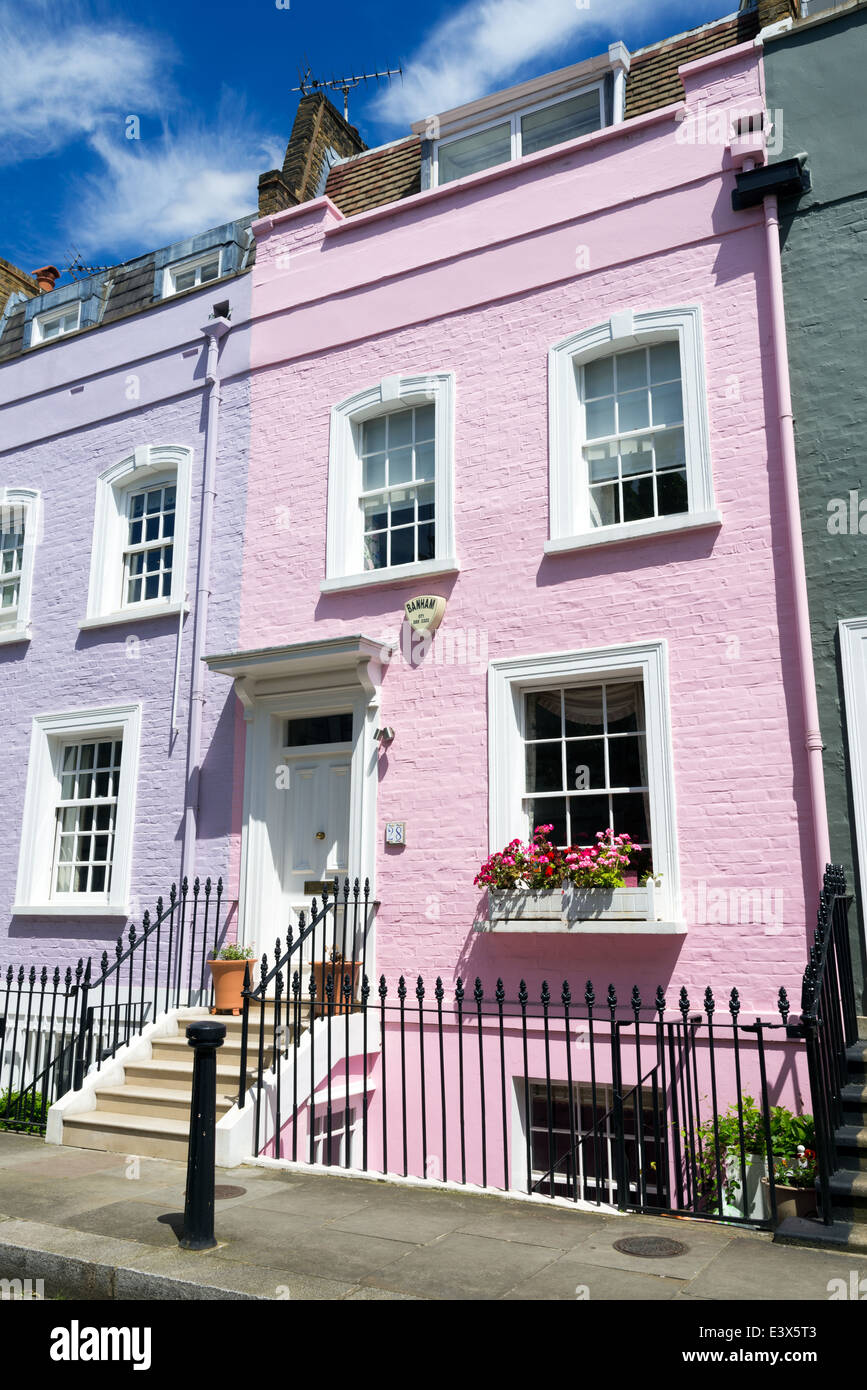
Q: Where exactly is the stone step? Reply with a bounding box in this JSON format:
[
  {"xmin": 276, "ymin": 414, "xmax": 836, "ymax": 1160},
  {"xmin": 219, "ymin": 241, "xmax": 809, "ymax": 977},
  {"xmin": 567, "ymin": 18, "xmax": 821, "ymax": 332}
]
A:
[
  {"xmin": 828, "ymin": 1169, "xmax": 867, "ymax": 1224},
  {"xmin": 834, "ymin": 1125, "xmax": 867, "ymax": 1172},
  {"xmin": 148, "ymin": 1033, "xmax": 281, "ymax": 1065},
  {"xmin": 846, "ymin": 1041, "xmax": 867, "ymax": 1077},
  {"xmin": 122, "ymin": 1058, "xmax": 248, "ymax": 1094},
  {"xmin": 840, "ymin": 1083, "xmax": 867, "ymax": 1125},
  {"xmin": 62, "ymin": 1110, "xmax": 192, "ymax": 1162},
  {"xmin": 91, "ymin": 1084, "xmax": 235, "ymax": 1122}
]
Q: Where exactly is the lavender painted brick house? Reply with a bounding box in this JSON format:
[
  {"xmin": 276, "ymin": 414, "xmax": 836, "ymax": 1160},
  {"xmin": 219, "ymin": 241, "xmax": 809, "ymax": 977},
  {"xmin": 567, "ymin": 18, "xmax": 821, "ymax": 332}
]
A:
[
  {"xmin": 0, "ymin": 222, "xmax": 252, "ymax": 969},
  {"xmin": 205, "ymin": 30, "xmax": 830, "ymax": 1030}
]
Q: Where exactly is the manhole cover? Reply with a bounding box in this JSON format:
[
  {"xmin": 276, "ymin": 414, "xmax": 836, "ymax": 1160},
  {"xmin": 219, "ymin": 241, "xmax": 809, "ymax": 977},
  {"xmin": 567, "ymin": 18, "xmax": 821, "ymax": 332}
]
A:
[
  {"xmin": 613, "ymin": 1235, "xmax": 688, "ymax": 1259},
  {"xmin": 213, "ymin": 1185, "xmax": 247, "ymax": 1200}
]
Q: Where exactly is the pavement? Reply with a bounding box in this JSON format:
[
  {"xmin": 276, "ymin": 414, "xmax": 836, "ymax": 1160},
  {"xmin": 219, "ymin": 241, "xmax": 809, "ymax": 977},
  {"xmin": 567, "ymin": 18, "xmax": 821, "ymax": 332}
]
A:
[{"xmin": 0, "ymin": 1131, "xmax": 864, "ymax": 1301}]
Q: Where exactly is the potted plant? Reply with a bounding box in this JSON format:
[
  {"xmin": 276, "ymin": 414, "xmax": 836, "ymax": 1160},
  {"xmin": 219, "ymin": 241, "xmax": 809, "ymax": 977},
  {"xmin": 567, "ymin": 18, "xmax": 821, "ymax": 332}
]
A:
[
  {"xmin": 762, "ymin": 1146, "xmax": 819, "ymax": 1223},
  {"xmin": 208, "ymin": 944, "xmax": 256, "ymax": 1015},
  {"xmin": 476, "ymin": 825, "xmax": 652, "ymax": 927},
  {"xmin": 694, "ymin": 1102, "xmax": 816, "ymax": 1221},
  {"xmin": 311, "ymin": 949, "xmax": 360, "ymax": 1016}
]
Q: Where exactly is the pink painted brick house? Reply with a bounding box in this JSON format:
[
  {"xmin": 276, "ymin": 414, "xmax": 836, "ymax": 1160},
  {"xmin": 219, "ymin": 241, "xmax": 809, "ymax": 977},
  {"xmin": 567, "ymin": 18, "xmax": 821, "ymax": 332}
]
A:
[{"xmin": 210, "ymin": 34, "xmax": 825, "ymax": 1024}]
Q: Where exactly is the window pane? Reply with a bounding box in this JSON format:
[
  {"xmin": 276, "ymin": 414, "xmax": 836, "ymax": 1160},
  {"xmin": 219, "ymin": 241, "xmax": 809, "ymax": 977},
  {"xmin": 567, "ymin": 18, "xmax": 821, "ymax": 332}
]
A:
[
  {"xmin": 587, "ymin": 443, "xmax": 618, "ymax": 483},
  {"xmin": 606, "ymin": 682, "xmax": 645, "ymax": 733},
  {"xmin": 608, "ymin": 735, "xmax": 645, "ymax": 788},
  {"xmin": 614, "ymin": 792, "xmax": 650, "ymax": 845},
  {"xmin": 363, "ymin": 501, "xmax": 388, "ymax": 532},
  {"xmin": 622, "ymin": 474, "xmax": 654, "ymax": 522},
  {"xmin": 390, "ymin": 495, "xmax": 415, "ymax": 528},
  {"xmin": 654, "ymin": 427, "xmax": 685, "ymax": 471},
  {"xmin": 585, "ymin": 397, "xmax": 615, "ymax": 439},
  {"xmin": 415, "ymin": 441, "xmax": 435, "ymax": 481},
  {"xmin": 526, "ymin": 691, "xmax": 561, "ymax": 740},
  {"xmin": 615, "ymin": 350, "xmax": 647, "ymax": 392},
  {"xmin": 388, "ymin": 446, "xmax": 413, "ymax": 485},
  {"xmin": 416, "ymin": 485, "xmax": 435, "ymax": 520},
  {"xmin": 657, "ymin": 469, "xmax": 689, "ymax": 516},
  {"xmin": 589, "ymin": 483, "xmax": 619, "ymax": 527},
  {"xmin": 200, "ymin": 260, "xmax": 219, "ymax": 282},
  {"xmin": 415, "ymin": 404, "xmax": 435, "ymax": 441},
  {"xmin": 362, "ymin": 418, "xmax": 386, "ymax": 454},
  {"xmin": 438, "ymin": 122, "xmax": 511, "ymax": 183},
  {"xmin": 363, "ymin": 455, "xmax": 386, "ymax": 491},
  {"xmin": 417, "ymin": 522, "xmax": 436, "ymax": 560},
  {"xmin": 286, "ymin": 714, "xmax": 353, "ymax": 746},
  {"xmin": 528, "ymin": 797, "xmax": 568, "ymax": 847},
  {"xmin": 364, "ymin": 533, "xmax": 386, "ymax": 570},
  {"xmin": 566, "ymin": 738, "xmax": 605, "ymax": 789},
  {"xmin": 620, "ymin": 436, "xmax": 654, "ymax": 477},
  {"xmin": 390, "ymin": 527, "xmax": 415, "ymax": 566},
  {"xmin": 583, "ymin": 357, "xmax": 614, "ymax": 399},
  {"xmin": 651, "ymin": 381, "xmax": 683, "ymax": 427},
  {"xmin": 649, "ymin": 342, "xmax": 681, "ymax": 383},
  {"xmin": 617, "ymin": 390, "xmax": 650, "ymax": 434},
  {"xmin": 569, "ymin": 795, "xmax": 611, "ymax": 845},
  {"xmin": 526, "ymin": 742, "xmax": 563, "ymax": 793},
  {"xmin": 563, "ymin": 686, "xmax": 603, "ymax": 737},
  {"xmin": 521, "ymin": 89, "xmax": 601, "ymax": 156},
  {"xmin": 387, "ymin": 411, "xmax": 413, "ymax": 449}
]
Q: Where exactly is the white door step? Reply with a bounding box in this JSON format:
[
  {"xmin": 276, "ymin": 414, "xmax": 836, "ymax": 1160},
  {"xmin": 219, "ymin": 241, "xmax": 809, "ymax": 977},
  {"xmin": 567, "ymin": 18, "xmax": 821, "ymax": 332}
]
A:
[
  {"xmin": 62, "ymin": 1110, "xmax": 192, "ymax": 1161},
  {"xmin": 92, "ymin": 1084, "xmax": 235, "ymax": 1122},
  {"xmin": 122, "ymin": 1059, "xmax": 246, "ymax": 1092}
]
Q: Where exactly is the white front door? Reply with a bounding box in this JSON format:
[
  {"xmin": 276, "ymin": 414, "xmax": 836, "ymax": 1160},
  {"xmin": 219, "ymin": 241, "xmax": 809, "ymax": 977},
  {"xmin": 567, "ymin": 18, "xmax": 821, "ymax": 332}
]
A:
[{"xmin": 281, "ymin": 712, "xmax": 354, "ymax": 915}]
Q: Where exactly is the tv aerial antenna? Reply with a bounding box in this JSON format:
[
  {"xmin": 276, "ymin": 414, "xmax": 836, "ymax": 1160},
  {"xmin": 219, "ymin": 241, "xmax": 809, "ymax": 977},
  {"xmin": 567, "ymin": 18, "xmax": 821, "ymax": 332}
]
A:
[
  {"xmin": 63, "ymin": 247, "xmax": 111, "ymax": 281},
  {"xmin": 293, "ymin": 60, "xmax": 403, "ymax": 122}
]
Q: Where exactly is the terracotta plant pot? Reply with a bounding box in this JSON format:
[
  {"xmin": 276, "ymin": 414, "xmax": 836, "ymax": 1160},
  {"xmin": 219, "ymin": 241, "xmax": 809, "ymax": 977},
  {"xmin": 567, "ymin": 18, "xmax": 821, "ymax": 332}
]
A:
[
  {"xmin": 311, "ymin": 961, "xmax": 361, "ymax": 1016},
  {"xmin": 208, "ymin": 957, "xmax": 257, "ymax": 1015},
  {"xmin": 761, "ymin": 1177, "xmax": 818, "ymax": 1224}
]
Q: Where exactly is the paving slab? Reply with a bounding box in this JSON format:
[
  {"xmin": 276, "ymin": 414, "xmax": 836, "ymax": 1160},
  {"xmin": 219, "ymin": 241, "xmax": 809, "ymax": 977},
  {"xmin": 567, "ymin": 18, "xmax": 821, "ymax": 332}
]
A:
[
  {"xmin": 685, "ymin": 1235, "xmax": 867, "ymax": 1301},
  {"xmin": 211, "ymin": 1204, "xmax": 418, "ymax": 1281},
  {"xmin": 452, "ymin": 1201, "xmax": 619, "ymax": 1250},
  {"xmin": 502, "ymin": 1249, "xmax": 689, "ymax": 1300},
  {"xmin": 53, "ymin": 1199, "xmax": 184, "ymax": 1248},
  {"xmin": 360, "ymin": 1230, "xmax": 558, "ymax": 1300},
  {"xmin": 116, "ymin": 1247, "xmax": 353, "ymax": 1301}
]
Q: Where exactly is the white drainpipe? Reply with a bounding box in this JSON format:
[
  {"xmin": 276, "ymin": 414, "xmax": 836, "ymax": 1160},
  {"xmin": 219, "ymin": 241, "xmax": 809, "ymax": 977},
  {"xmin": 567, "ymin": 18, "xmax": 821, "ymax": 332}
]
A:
[{"xmin": 180, "ymin": 316, "xmax": 231, "ymax": 888}]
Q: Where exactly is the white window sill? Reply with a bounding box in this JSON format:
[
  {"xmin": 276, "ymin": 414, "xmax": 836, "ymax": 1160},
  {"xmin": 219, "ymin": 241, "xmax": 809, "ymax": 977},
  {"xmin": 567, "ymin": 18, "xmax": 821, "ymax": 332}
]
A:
[
  {"xmin": 0, "ymin": 625, "xmax": 31, "ymax": 646},
  {"xmin": 80, "ymin": 600, "xmax": 189, "ymax": 631},
  {"xmin": 478, "ymin": 918, "xmax": 687, "ymax": 935},
  {"xmin": 12, "ymin": 903, "xmax": 130, "ymax": 919},
  {"xmin": 545, "ymin": 509, "xmax": 723, "ymax": 555},
  {"xmin": 321, "ymin": 558, "xmax": 460, "ymax": 595}
]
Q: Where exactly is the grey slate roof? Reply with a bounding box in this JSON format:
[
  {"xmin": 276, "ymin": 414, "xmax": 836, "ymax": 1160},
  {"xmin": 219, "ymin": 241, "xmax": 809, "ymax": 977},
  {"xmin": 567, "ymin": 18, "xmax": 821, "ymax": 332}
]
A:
[{"xmin": 0, "ymin": 216, "xmax": 256, "ymax": 365}]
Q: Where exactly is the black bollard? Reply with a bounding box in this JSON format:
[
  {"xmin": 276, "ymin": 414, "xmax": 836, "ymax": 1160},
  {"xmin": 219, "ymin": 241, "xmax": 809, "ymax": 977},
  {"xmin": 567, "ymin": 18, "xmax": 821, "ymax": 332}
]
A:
[{"xmin": 180, "ymin": 1019, "xmax": 226, "ymax": 1250}]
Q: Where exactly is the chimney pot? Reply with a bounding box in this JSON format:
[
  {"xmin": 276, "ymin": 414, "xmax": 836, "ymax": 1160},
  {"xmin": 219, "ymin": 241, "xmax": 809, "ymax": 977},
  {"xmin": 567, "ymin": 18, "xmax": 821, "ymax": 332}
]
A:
[{"xmin": 32, "ymin": 265, "xmax": 60, "ymax": 294}]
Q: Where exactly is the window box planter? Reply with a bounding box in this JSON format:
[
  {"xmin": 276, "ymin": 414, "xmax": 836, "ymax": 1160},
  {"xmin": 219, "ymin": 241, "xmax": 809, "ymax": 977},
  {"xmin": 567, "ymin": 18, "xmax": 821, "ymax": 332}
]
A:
[{"xmin": 488, "ymin": 881, "xmax": 667, "ymax": 932}]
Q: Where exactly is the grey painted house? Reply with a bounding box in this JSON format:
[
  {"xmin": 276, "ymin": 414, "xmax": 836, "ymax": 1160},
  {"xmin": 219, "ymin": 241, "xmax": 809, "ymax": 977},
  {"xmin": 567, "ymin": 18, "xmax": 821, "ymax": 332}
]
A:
[{"xmin": 764, "ymin": 0, "xmax": 867, "ymax": 1006}]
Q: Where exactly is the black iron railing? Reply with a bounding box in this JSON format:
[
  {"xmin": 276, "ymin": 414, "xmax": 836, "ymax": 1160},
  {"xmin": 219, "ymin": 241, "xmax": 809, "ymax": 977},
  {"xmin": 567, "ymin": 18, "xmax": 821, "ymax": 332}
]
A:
[
  {"xmin": 238, "ymin": 878, "xmax": 373, "ymax": 1148},
  {"xmin": 0, "ymin": 875, "xmax": 229, "ymax": 1132},
  {"xmin": 789, "ymin": 864, "xmax": 859, "ymax": 1224}
]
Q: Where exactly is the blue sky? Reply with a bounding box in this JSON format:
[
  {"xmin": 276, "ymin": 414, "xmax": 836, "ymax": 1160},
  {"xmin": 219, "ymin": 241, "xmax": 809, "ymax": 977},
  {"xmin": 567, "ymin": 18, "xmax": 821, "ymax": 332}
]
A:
[{"xmin": 0, "ymin": 0, "xmax": 734, "ymax": 279}]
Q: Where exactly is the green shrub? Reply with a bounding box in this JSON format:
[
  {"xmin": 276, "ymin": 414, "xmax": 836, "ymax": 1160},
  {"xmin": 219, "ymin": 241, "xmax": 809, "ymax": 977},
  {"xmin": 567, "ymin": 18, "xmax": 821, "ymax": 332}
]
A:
[{"xmin": 0, "ymin": 1087, "xmax": 47, "ymax": 1134}]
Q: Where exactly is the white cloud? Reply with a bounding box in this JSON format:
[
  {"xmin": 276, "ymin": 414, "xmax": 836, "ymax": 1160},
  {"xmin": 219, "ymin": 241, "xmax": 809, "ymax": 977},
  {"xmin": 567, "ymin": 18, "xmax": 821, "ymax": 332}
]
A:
[
  {"xmin": 371, "ymin": 0, "xmax": 647, "ymax": 127},
  {"xmin": 0, "ymin": 3, "xmax": 167, "ymax": 163},
  {"xmin": 72, "ymin": 114, "xmax": 283, "ymax": 253}
]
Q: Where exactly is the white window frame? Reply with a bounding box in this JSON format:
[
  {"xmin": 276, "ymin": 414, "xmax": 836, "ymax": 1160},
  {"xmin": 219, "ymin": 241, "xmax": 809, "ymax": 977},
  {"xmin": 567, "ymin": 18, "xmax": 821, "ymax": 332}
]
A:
[
  {"xmin": 0, "ymin": 487, "xmax": 40, "ymax": 645},
  {"xmin": 488, "ymin": 639, "xmax": 680, "ymax": 922},
  {"xmin": 13, "ymin": 703, "xmax": 142, "ymax": 917},
  {"xmin": 322, "ymin": 373, "xmax": 457, "ymax": 593},
  {"xmin": 162, "ymin": 250, "xmax": 223, "ymax": 299},
  {"xmin": 30, "ymin": 302, "xmax": 81, "ymax": 345},
  {"xmin": 82, "ymin": 445, "xmax": 192, "ymax": 629},
  {"xmin": 547, "ymin": 307, "xmax": 721, "ymax": 553},
  {"xmin": 432, "ymin": 82, "xmax": 605, "ymax": 187}
]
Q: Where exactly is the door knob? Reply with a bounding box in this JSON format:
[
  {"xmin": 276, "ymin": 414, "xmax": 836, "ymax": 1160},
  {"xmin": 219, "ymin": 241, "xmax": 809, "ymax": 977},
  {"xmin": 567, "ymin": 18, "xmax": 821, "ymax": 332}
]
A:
[{"xmin": 315, "ymin": 830, "xmax": 326, "ymax": 840}]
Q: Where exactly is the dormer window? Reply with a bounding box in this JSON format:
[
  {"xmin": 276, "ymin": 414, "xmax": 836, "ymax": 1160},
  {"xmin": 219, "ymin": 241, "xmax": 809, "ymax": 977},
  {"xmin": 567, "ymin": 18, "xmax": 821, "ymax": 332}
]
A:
[
  {"xmin": 32, "ymin": 303, "xmax": 80, "ymax": 344},
  {"xmin": 164, "ymin": 251, "xmax": 222, "ymax": 297},
  {"xmin": 435, "ymin": 87, "xmax": 603, "ymax": 186}
]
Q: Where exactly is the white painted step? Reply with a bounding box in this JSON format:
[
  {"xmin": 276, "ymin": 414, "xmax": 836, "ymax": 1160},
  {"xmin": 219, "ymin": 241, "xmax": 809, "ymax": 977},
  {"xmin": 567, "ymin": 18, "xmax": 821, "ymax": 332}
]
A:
[
  {"xmin": 92, "ymin": 1084, "xmax": 235, "ymax": 1122},
  {"xmin": 62, "ymin": 1110, "xmax": 192, "ymax": 1161}
]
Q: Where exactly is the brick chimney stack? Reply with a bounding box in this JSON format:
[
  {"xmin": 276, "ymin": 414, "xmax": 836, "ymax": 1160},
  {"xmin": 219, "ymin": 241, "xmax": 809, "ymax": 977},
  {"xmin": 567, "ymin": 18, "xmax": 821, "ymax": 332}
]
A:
[
  {"xmin": 32, "ymin": 265, "xmax": 60, "ymax": 293},
  {"xmin": 258, "ymin": 93, "xmax": 367, "ymax": 217},
  {"xmin": 755, "ymin": 0, "xmax": 799, "ymax": 25}
]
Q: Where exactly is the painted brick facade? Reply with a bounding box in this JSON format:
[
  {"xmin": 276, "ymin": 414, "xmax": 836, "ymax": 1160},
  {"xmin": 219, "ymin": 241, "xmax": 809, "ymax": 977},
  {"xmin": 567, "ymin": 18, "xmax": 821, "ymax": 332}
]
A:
[
  {"xmin": 0, "ymin": 267, "xmax": 252, "ymax": 969},
  {"xmin": 237, "ymin": 43, "xmax": 818, "ymax": 1014}
]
